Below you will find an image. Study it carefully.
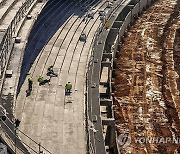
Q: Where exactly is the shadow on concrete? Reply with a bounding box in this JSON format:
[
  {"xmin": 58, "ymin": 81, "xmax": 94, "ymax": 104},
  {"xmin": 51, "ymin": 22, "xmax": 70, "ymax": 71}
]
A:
[{"xmin": 17, "ymin": 0, "xmax": 99, "ymax": 93}]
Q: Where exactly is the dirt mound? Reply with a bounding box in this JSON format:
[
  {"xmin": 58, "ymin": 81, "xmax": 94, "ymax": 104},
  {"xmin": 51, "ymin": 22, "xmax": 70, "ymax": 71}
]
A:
[{"xmin": 114, "ymin": 0, "xmax": 180, "ymax": 153}]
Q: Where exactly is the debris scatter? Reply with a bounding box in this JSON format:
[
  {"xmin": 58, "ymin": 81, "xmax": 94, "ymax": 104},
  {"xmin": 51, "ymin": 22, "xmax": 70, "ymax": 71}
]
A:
[{"xmin": 114, "ymin": 0, "xmax": 180, "ymax": 153}]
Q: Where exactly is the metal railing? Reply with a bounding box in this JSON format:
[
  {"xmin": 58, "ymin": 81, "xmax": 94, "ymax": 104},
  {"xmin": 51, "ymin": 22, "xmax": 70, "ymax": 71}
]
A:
[
  {"xmin": 85, "ymin": 1, "xmax": 127, "ymax": 153},
  {"xmin": 0, "ymin": 0, "xmax": 37, "ymax": 94},
  {"xmin": 0, "ymin": 0, "xmax": 50, "ymax": 153},
  {"xmin": 0, "ymin": 110, "xmax": 53, "ymax": 153}
]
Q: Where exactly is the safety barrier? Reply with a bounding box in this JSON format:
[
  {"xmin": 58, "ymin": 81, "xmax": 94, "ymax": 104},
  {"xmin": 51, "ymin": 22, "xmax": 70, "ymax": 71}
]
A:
[
  {"xmin": 0, "ymin": 0, "xmax": 41, "ymax": 95},
  {"xmin": 86, "ymin": 0, "xmax": 131, "ymax": 153},
  {"xmin": 87, "ymin": 0, "xmax": 156, "ymax": 153},
  {"xmin": 0, "ymin": 0, "xmax": 49, "ymax": 153},
  {"xmin": 0, "ymin": 108, "xmax": 53, "ymax": 153},
  {"xmin": 0, "ymin": 0, "xmax": 19, "ymax": 24}
]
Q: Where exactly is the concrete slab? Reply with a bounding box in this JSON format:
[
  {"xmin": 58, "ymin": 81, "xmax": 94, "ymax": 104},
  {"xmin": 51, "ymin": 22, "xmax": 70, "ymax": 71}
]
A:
[{"xmin": 14, "ymin": 0, "xmax": 110, "ymax": 153}]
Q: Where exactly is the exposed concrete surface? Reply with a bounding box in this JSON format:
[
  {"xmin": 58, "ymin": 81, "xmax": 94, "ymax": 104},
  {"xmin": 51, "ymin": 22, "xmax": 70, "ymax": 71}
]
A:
[
  {"xmin": 87, "ymin": 0, "xmax": 132, "ymax": 153},
  {"xmin": 14, "ymin": 0, "xmax": 112, "ymax": 153},
  {"xmin": 0, "ymin": 1, "xmax": 47, "ymax": 153},
  {"xmin": 2, "ymin": 0, "xmax": 46, "ymax": 113}
]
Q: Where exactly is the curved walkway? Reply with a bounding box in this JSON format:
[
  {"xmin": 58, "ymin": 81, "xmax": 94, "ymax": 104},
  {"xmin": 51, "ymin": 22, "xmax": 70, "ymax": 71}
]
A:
[{"xmin": 15, "ymin": 0, "xmax": 113, "ymax": 153}]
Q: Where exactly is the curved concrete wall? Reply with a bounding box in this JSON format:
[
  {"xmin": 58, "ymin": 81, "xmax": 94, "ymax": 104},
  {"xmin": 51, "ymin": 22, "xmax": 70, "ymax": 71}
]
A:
[
  {"xmin": 87, "ymin": 0, "xmax": 156, "ymax": 153},
  {"xmin": 105, "ymin": 0, "xmax": 156, "ymax": 153},
  {"xmin": 87, "ymin": 0, "xmax": 132, "ymax": 154},
  {"xmin": 0, "ymin": 0, "xmax": 48, "ymax": 153},
  {"xmin": 0, "ymin": 0, "xmax": 44, "ymax": 95}
]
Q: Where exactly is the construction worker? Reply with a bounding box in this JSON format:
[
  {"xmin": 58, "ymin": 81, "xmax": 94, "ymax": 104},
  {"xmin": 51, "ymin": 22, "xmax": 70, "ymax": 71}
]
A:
[
  {"xmin": 28, "ymin": 77, "xmax": 33, "ymax": 91},
  {"xmin": 47, "ymin": 66, "xmax": 57, "ymax": 77},
  {"xmin": 65, "ymin": 82, "xmax": 72, "ymax": 93},
  {"xmin": 38, "ymin": 76, "xmax": 44, "ymax": 85},
  {"xmin": 38, "ymin": 76, "xmax": 50, "ymax": 85}
]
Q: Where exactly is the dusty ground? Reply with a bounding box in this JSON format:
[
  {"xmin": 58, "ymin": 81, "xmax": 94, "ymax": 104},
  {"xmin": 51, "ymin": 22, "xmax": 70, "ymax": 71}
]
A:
[{"xmin": 114, "ymin": 0, "xmax": 180, "ymax": 153}]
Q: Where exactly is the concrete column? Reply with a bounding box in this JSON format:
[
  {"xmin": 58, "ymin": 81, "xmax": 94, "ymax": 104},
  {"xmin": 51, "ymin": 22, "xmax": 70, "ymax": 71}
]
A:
[
  {"xmin": 102, "ymin": 118, "xmax": 116, "ymax": 149},
  {"xmin": 109, "ymin": 125, "xmax": 116, "ymax": 149}
]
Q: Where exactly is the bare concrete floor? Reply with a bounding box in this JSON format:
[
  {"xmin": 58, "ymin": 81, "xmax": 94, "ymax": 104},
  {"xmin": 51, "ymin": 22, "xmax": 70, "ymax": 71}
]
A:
[{"xmin": 14, "ymin": 0, "xmax": 111, "ymax": 153}]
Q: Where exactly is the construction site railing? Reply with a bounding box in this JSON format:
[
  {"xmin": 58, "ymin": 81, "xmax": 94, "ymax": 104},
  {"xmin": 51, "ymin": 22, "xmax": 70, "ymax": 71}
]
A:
[
  {"xmin": 0, "ymin": 0, "xmax": 38, "ymax": 95},
  {"xmin": 0, "ymin": 110, "xmax": 53, "ymax": 153}
]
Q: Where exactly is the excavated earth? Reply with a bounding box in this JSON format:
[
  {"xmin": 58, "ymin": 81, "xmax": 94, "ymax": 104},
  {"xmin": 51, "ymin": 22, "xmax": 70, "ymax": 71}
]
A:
[{"xmin": 114, "ymin": 0, "xmax": 180, "ymax": 153}]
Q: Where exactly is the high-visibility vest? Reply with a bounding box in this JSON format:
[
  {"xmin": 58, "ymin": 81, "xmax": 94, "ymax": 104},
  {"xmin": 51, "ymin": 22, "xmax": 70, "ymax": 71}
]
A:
[
  {"xmin": 38, "ymin": 76, "xmax": 44, "ymax": 83},
  {"xmin": 66, "ymin": 83, "xmax": 72, "ymax": 90},
  {"xmin": 48, "ymin": 67, "xmax": 53, "ymax": 73},
  {"xmin": 28, "ymin": 78, "xmax": 33, "ymax": 84}
]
